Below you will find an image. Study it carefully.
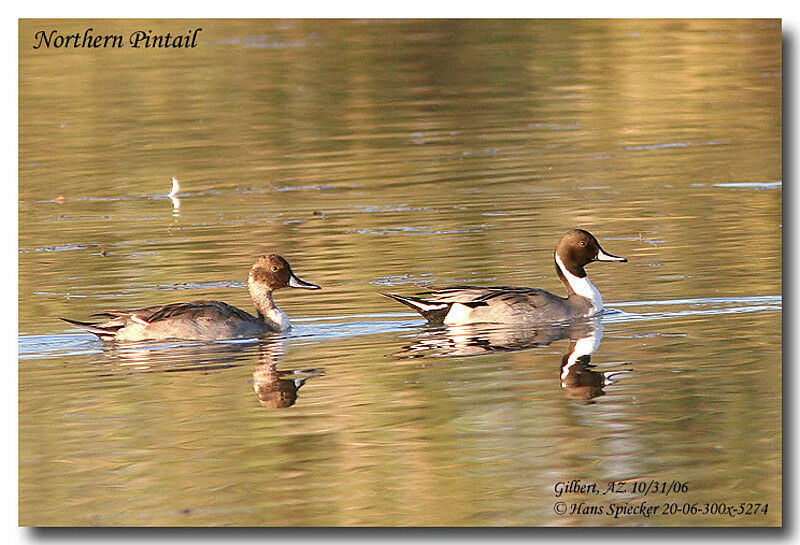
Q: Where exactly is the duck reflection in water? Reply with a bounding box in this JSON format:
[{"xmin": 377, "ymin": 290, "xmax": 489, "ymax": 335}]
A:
[
  {"xmin": 396, "ymin": 317, "xmax": 623, "ymax": 403},
  {"xmin": 557, "ymin": 321, "xmax": 617, "ymax": 403},
  {"xmin": 252, "ymin": 339, "xmax": 322, "ymax": 409},
  {"xmin": 102, "ymin": 336, "xmax": 322, "ymax": 409}
]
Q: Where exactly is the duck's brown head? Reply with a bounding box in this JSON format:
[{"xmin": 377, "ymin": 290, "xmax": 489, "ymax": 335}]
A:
[
  {"xmin": 249, "ymin": 254, "xmax": 321, "ymax": 291},
  {"xmin": 554, "ymin": 229, "xmax": 627, "ymax": 279}
]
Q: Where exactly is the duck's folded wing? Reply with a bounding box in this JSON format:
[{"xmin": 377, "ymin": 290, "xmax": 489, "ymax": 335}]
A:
[
  {"xmin": 421, "ymin": 286, "xmax": 551, "ymax": 306},
  {"xmin": 144, "ymin": 300, "xmax": 257, "ymax": 324},
  {"xmin": 92, "ymin": 300, "xmax": 256, "ymax": 325}
]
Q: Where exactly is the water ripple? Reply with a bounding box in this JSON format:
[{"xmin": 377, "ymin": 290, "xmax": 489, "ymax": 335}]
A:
[{"xmin": 24, "ymin": 296, "xmax": 780, "ymax": 360}]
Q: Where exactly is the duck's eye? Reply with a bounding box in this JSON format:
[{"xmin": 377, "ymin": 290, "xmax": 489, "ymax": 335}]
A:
[
  {"xmin": 579, "ymin": 241, "xmax": 586, "ymax": 246},
  {"xmin": 271, "ymin": 266, "xmax": 279, "ymax": 272}
]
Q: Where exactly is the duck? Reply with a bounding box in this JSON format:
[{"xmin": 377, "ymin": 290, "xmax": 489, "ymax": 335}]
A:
[
  {"xmin": 61, "ymin": 254, "xmax": 321, "ymax": 341},
  {"xmin": 381, "ymin": 229, "xmax": 626, "ymax": 326}
]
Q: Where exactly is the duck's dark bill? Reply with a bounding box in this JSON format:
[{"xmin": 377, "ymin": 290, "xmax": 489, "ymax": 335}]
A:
[
  {"xmin": 596, "ymin": 248, "xmax": 627, "ymax": 262},
  {"xmin": 288, "ymin": 274, "xmax": 321, "ymax": 289}
]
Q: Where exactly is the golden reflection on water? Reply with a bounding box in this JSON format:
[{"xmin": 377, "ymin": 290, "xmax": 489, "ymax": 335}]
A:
[{"xmin": 19, "ymin": 19, "xmax": 780, "ymax": 526}]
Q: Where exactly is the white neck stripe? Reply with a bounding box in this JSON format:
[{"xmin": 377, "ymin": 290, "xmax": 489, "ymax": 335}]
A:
[{"xmin": 555, "ymin": 253, "xmax": 603, "ymax": 312}]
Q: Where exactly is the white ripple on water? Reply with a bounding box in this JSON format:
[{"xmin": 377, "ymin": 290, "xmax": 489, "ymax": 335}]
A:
[
  {"xmin": 603, "ymin": 295, "xmax": 781, "ymax": 323},
  {"xmin": 712, "ymin": 181, "xmax": 782, "ymax": 189}
]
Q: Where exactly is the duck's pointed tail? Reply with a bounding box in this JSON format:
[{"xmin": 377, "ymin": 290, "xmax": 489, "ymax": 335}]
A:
[
  {"xmin": 379, "ymin": 292, "xmax": 451, "ymax": 324},
  {"xmin": 59, "ymin": 317, "xmax": 120, "ymax": 339}
]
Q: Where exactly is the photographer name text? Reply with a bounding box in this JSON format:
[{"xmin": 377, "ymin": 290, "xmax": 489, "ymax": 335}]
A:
[
  {"xmin": 33, "ymin": 28, "xmax": 202, "ymax": 50},
  {"xmin": 551, "ymin": 479, "xmax": 771, "ymax": 520}
]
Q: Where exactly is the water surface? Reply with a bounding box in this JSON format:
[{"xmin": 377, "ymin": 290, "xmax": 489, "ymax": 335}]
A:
[{"xmin": 19, "ymin": 19, "xmax": 781, "ymax": 526}]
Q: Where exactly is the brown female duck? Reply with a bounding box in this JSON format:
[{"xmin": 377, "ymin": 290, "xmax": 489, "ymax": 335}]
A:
[{"xmin": 61, "ymin": 254, "xmax": 320, "ymax": 341}]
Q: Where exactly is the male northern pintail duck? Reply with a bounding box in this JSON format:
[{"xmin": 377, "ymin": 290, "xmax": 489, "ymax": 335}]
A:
[
  {"xmin": 61, "ymin": 254, "xmax": 320, "ymax": 341},
  {"xmin": 381, "ymin": 229, "xmax": 626, "ymax": 326}
]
